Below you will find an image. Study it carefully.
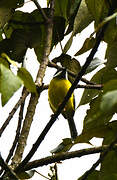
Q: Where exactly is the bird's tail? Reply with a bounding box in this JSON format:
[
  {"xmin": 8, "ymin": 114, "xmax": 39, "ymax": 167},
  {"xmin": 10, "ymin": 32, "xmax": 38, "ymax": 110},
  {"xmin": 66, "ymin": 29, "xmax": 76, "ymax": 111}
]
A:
[{"xmin": 67, "ymin": 117, "xmax": 78, "ymax": 140}]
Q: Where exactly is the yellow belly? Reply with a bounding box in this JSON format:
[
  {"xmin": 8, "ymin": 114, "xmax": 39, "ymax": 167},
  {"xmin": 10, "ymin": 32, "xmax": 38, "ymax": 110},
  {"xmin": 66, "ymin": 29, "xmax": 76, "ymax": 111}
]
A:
[{"xmin": 48, "ymin": 78, "xmax": 75, "ymax": 117}]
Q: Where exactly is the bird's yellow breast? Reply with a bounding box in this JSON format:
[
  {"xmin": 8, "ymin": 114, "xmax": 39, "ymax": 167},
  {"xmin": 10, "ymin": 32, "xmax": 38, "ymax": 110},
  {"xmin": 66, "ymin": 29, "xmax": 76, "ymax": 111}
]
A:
[{"xmin": 48, "ymin": 78, "xmax": 75, "ymax": 116}]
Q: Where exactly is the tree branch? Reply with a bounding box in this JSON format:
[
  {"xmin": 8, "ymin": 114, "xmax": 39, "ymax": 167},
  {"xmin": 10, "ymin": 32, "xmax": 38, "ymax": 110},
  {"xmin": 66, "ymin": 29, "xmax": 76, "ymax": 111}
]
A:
[
  {"xmin": 12, "ymin": 0, "xmax": 55, "ymax": 171},
  {"xmin": 6, "ymin": 88, "xmax": 26, "ymax": 164},
  {"xmin": 0, "ymin": 88, "xmax": 28, "ymax": 137},
  {"xmin": 31, "ymin": 0, "xmax": 49, "ymax": 22},
  {"xmin": 21, "ymin": 144, "xmax": 117, "ymax": 171}
]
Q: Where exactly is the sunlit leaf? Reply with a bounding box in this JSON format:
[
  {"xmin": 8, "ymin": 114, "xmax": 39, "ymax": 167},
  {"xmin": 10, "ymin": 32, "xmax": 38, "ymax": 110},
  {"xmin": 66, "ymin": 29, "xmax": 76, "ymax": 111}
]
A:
[{"xmin": 17, "ymin": 67, "xmax": 37, "ymax": 94}]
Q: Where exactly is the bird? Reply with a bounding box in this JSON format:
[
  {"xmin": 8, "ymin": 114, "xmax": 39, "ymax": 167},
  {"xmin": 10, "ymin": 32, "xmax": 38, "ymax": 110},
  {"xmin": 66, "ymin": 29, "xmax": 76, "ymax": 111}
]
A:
[{"xmin": 48, "ymin": 68, "xmax": 78, "ymax": 139}]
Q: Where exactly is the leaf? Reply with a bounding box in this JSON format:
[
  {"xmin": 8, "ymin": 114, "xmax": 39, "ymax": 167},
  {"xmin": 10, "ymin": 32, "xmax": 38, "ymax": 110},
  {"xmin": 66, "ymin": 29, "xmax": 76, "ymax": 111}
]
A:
[
  {"xmin": 52, "ymin": 54, "xmax": 81, "ymax": 83},
  {"xmin": 65, "ymin": 0, "xmax": 82, "ymax": 34},
  {"xmin": 105, "ymin": 41, "xmax": 117, "ymax": 69},
  {"xmin": 17, "ymin": 67, "xmax": 37, "ymax": 94},
  {"xmin": 100, "ymin": 90, "xmax": 117, "ymax": 114},
  {"xmin": 75, "ymin": 37, "xmax": 96, "ymax": 56},
  {"xmin": 52, "ymin": 16, "xmax": 66, "ymax": 45},
  {"xmin": 85, "ymin": 57, "xmax": 106, "ymax": 74},
  {"xmin": 99, "ymin": 127, "xmax": 117, "ymax": 180},
  {"xmin": 17, "ymin": 170, "xmax": 35, "ymax": 179},
  {"xmin": 0, "ymin": 8, "xmax": 13, "ymax": 28},
  {"xmin": 54, "ymin": 0, "xmax": 70, "ymax": 20},
  {"xmin": 85, "ymin": 0, "xmax": 108, "ymax": 26},
  {"xmin": 64, "ymin": 0, "xmax": 93, "ymax": 52},
  {"xmin": 79, "ymin": 68, "xmax": 117, "ymax": 106},
  {"xmin": 72, "ymin": 0, "xmax": 93, "ymax": 35},
  {"xmin": 0, "ymin": 58, "xmax": 22, "ymax": 106},
  {"xmin": 83, "ymin": 96, "xmax": 113, "ymax": 134},
  {"xmin": 50, "ymin": 138, "xmax": 73, "ymax": 154},
  {"xmin": 63, "ymin": 34, "xmax": 74, "ymax": 54}
]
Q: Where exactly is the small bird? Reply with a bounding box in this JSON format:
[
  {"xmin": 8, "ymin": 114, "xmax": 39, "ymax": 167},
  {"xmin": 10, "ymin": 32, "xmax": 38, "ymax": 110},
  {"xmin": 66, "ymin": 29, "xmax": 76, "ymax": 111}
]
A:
[{"xmin": 48, "ymin": 69, "xmax": 77, "ymax": 139}]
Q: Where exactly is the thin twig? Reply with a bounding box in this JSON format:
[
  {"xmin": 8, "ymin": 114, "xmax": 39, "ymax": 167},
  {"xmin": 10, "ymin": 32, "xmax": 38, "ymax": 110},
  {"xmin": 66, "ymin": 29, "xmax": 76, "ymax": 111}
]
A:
[
  {"xmin": 22, "ymin": 144, "xmax": 117, "ymax": 171},
  {"xmin": 6, "ymin": 88, "xmax": 26, "ymax": 164},
  {"xmin": 35, "ymin": 170, "xmax": 50, "ymax": 180},
  {"xmin": 41, "ymin": 83, "xmax": 103, "ymax": 91},
  {"xmin": 31, "ymin": 0, "xmax": 49, "ymax": 22},
  {"xmin": 0, "ymin": 88, "xmax": 29, "ymax": 137}
]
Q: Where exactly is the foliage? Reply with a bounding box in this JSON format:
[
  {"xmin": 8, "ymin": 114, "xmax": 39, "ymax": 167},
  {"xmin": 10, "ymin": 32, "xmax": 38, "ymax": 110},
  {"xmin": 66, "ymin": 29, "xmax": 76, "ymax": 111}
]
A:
[{"xmin": 0, "ymin": 0, "xmax": 117, "ymax": 180}]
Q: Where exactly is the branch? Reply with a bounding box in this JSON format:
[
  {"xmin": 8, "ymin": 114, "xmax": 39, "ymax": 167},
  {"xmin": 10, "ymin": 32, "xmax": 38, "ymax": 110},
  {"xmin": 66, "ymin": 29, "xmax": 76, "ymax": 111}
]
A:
[
  {"xmin": 0, "ymin": 88, "xmax": 29, "ymax": 137},
  {"xmin": 21, "ymin": 144, "xmax": 117, "ymax": 171},
  {"xmin": 6, "ymin": 88, "xmax": 26, "ymax": 164},
  {"xmin": 41, "ymin": 83, "xmax": 103, "ymax": 91},
  {"xmin": 31, "ymin": 0, "xmax": 49, "ymax": 22},
  {"xmin": 12, "ymin": 0, "xmax": 55, "ymax": 171}
]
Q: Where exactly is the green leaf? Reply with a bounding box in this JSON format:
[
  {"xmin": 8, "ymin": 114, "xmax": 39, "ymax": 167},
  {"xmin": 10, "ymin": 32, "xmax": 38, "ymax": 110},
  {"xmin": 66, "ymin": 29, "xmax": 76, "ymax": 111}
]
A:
[
  {"xmin": 75, "ymin": 37, "xmax": 96, "ymax": 56},
  {"xmin": 79, "ymin": 68, "xmax": 117, "ymax": 106},
  {"xmin": 54, "ymin": 0, "xmax": 70, "ymax": 20},
  {"xmin": 17, "ymin": 67, "xmax": 37, "ymax": 93},
  {"xmin": 64, "ymin": 0, "xmax": 93, "ymax": 52},
  {"xmin": 72, "ymin": 0, "xmax": 93, "ymax": 35},
  {"xmin": 85, "ymin": 0, "xmax": 108, "ymax": 25},
  {"xmin": 0, "ymin": 8, "xmax": 13, "ymax": 28},
  {"xmin": 50, "ymin": 138, "xmax": 73, "ymax": 154},
  {"xmin": 65, "ymin": 0, "xmax": 82, "ymax": 34},
  {"xmin": 99, "ymin": 127, "xmax": 117, "ymax": 180},
  {"xmin": 105, "ymin": 41, "xmax": 117, "ymax": 69},
  {"xmin": 17, "ymin": 170, "xmax": 35, "ymax": 179},
  {"xmin": 63, "ymin": 34, "xmax": 73, "ymax": 54},
  {"xmin": 52, "ymin": 54, "xmax": 81, "ymax": 83},
  {"xmin": 100, "ymin": 90, "xmax": 117, "ymax": 114},
  {"xmin": 83, "ymin": 96, "xmax": 113, "ymax": 134},
  {"xmin": 0, "ymin": 58, "xmax": 22, "ymax": 106}
]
